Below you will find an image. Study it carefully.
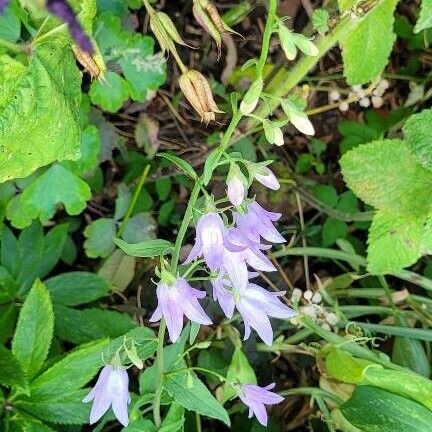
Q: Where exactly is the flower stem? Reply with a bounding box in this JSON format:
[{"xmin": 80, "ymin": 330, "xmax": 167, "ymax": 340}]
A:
[
  {"xmin": 256, "ymin": 0, "xmax": 277, "ymax": 77},
  {"xmin": 153, "ymin": 319, "xmax": 166, "ymax": 429}
]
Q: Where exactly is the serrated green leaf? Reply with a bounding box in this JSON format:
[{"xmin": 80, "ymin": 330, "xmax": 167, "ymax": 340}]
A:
[
  {"xmin": 83, "ymin": 218, "xmax": 116, "ymax": 258},
  {"xmin": 0, "ymin": 2, "xmax": 20, "ymax": 42},
  {"xmin": 6, "ymin": 194, "xmax": 34, "ymax": 229},
  {"xmin": 44, "ymin": 272, "xmax": 110, "ymax": 306},
  {"xmin": 403, "ymin": 108, "xmax": 432, "ymax": 170},
  {"xmin": 121, "ymin": 212, "xmax": 157, "ymax": 243},
  {"xmin": 415, "ymin": 0, "xmax": 432, "ymax": 33},
  {"xmin": 114, "ymin": 238, "xmax": 173, "ymax": 257},
  {"xmin": 340, "ymin": 0, "xmax": 398, "ymax": 85},
  {"xmin": 165, "ymin": 371, "xmax": 230, "ymax": 426},
  {"xmin": 367, "ymin": 211, "xmax": 425, "ymax": 274},
  {"xmin": 16, "ymin": 388, "xmax": 90, "ymax": 425},
  {"xmin": 54, "ymin": 305, "xmax": 136, "ymax": 344},
  {"xmin": 119, "ymin": 34, "xmax": 166, "ymax": 101},
  {"xmin": 0, "ymin": 42, "xmax": 82, "ymax": 182},
  {"xmin": 340, "ymin": 139, "xmax": 432, "ymax": 215},
  {"xmin": 0, "ymin": 55, "xmax": 26, "ymax": 110},
  {"xmin": 12, "ymin": 280, "xmax": 54, "ymax": 379},
  {"xmin": 0, "ymin": 303, "xmax": 17, "ymax": 344},
  {"xmin": 0, "ymin": 344, "xmax": 28, "ymax": 393},
  {"xmin": 30, "ymin": 339, "xmax": 108, "ymax": 398},
  {"xmin": 19, "ymin": 164, "xmax": 91, "ymax": 222},
  {"xmin": 89, "ymin": 71, "xmax": 130, "ymax": 113}
]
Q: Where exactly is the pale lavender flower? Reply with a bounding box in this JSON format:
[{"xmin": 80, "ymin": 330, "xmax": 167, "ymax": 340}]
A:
[
  {"xmin": 235, "ymin": 201, "xmax": 285, "ymax": 244},
  {"xmin": 255, "ymin": 167, "xmax": 280, "ymax": 191},
  {"xmin": 150, "ymin": 277, "xmax": 212, "ymax": 342},
  {"xmin": 0, "ymin": 0, "xmax": 9, "ymax": 13},
  {"xmin": 239, "ymin": 383, "xmax": 284, "ymax": 426},
  {"xmin": 211, "ymin": 274, "xmax": 235, "ymax": 318},
  {"xmin": 236, "ymin": 283, "xmax": 295, "ymax": 346},
  {"xmin": 83, "ymin": 365, "xmax": 130, "ymax": 427},
  {"xmin": 227, "ymin": 175, "xmax": 245, "ymax": 207}
]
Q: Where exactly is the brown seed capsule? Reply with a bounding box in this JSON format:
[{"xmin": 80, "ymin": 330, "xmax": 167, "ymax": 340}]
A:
[
  {"xmin": 179, "ymin": 69, "xmax": 222, "ymax": 124},
  {"xmin": 72, "ymin": 44, "xmax": 100, "ymax": 79}
]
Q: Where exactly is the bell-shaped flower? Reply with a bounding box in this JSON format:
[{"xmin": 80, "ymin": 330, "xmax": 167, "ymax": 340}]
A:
[
  {"xmin": 254, "ymin": 166, "xmax": 280, "ymax": 191},
  {"xmin": 238, "ymin": 383, "xmax": 284, "ymax": 426},
  {"xmin": 236, "ymin": 283, "xmax": 295, "ymax": 346},
  {"xmin": 150, "ymin": 276, "xmax": 212, "ymax": 342},
  {"xmin": 211, "ymin": 274, "xmax": 235, "ymax": 318},
  {"xmin": 235, "ymin": 201, "xmax": 285, "ymax": 245},
  {"xmin": 227, "ymin": 175, "xmax": 246, "ymax": 207},
  {"xmin": 185, "ymin": 212, "xmax": 227, "ymax": 271},
  {"xmin": 83, "ymin": 365, "xmax": 130, "ymax": 426}
]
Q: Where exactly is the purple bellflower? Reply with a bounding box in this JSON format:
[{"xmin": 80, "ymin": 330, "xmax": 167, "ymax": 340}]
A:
[
  {"xmin": 235, "ymin": 201, "xmax": 285, "ymax": 245},
  {"xmin": 150, "ymin": 276, "xmax": 212, "ymax": 342},
  {"xmin": 0, "ymin": 0, "xmax": 9, "ymax": 13},
  {"xmin": 211, "ymin": 278, "xmax": 295, "ymax": 346},
  {"xmin": 83, "ymin": 365, "xmax": 130, "ymax": 427},
  {"xmin": 46, "ymin": 0, "xmax": 93, "ymax": 53},
  {"xmin": 239, "ymin": 383, "xmax": 284, "ymax": 426},
  {"xmin": 227, "ymin": 175, "xmax": 245, "ymax": 207},
  {"xmin": 254, "ymin": 167, "xmax": 280, "ymax": 191}
]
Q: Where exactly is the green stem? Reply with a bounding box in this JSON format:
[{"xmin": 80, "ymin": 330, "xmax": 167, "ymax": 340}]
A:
[
  {"xmin": 279, "ymin": 387, "xmax": 344, "ymax": 405},
  {"xmin": 118, "ymin": 165, "xmax": 150, "ymax": 237},
  {"xmin": 153, "ymin": 319, "xmax": 166, "ymax": 429},
  {"xmin": 256, "ymin": 0, "xmax": 277, "ymax": 77}
]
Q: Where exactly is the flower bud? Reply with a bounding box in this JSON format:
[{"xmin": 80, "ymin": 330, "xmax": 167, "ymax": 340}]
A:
[
  {"xmin": 263, "ymin": 120, "xmax": 284, "ymax": 146},
  {"xmin": 281, "ymin": 99, "xmax": 315, "ymax": 136},
  {"xmin": 240, "ymin": 78, "xmax": 263, "ymax": 115},
  {"xmin": 254, "ymin": 166, "xmax": 280, "ymax": 190},
  {"xmin": 156, "ymin": 11, "xmax": 192, "ymax": 48},
  {"xmin": 179, "ymin": 69, "xmax": 221, "ymax": 124},
  {"xmin": 123, "ymin": 339, "xmax": 144, "ymax": 369},
  {"xmin": 278, "ymin": 24, "xmax": 297, "ymax": 61},
  {"xmin": 227, "ymin": 164, "xmax": 246, "ymax": 206},
  {"xmin": 292, "ymin": 33, "xmax": 319, "ymax": 57}
]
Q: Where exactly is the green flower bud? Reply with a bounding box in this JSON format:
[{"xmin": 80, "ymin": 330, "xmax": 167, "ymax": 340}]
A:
[{"xmin": 240, "ymin": 77, "xmax": 264, "ymax": 115}]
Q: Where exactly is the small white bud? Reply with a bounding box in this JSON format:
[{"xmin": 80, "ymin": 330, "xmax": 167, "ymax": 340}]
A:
[
  {"xmin": 378, "ymin": 78, "xmax": 389, "ymax": 90},
  {"xmin": 325, "ymin": 312, "xmax": 338, "ymax": 326},
  {"xmin": 339, "ymin": 101, "xmax": 349, "ymax": 112},
  {"xmin": 274, "ymin": 127, "xmax": 285, "ymax": 146},
  {"xmin": 303, "ymin": 290, "xmax": 313, "ymax": 301},
  {"xmin": 301, "ymin": 305, "xmax": 317, "ymax": 318},
  {"xmin": 352, "ymin": 85, "xmax": 362, "ymax": 93},
  {"xmin": 359, "ymin": 97, "xmax": 371, "ymax": 108},
  {"xmin": 311, "ymin": 292, "xmax": 322, "ymax": 304},
  {"xmin": 329, "ymin": 89, "xmax": 340, "ymax": 102},
  {"xmin": 371, "ymin": 95, "xmax": 384, "ymax": 108},
  {"xmin": 291, "ymin": 288, "xmax": 302, "ymax": 302},
  {"xmin": 321, "ymin": 323, "xmax": 331, "ymax": 332}
]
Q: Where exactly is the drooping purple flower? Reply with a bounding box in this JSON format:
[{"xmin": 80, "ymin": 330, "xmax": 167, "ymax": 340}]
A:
[
  {"xmin": 0, "ymin": 0, "xmax": 9, "ymax": 13},
  {"xmin": 255, "ymin": 167, "xmax": 280, "ymax": 191},
  {"xmin": 83, "ymin": 365, "xmax": 130, "ymax": 427},
  {"xmin": 235, "ymin": 201, "xmax": 285, "ymax": 244},
  {"xmin": 150, "ymin": 277, "xmax": 212, "ymax": 342},
  {"xmin": 238, "ymin": 383, "xmax": 284, "ymax": 426},
  {"xmin": 46, "ymin": 0, "xmax": 93, "ymax": 53},
  {"xmin": 211, "ymin": 274, "xmax": 235, "ymax": 318},
  {"xmin": 227, "ymin": 175, "xmax": 245, "ymax": 207}
]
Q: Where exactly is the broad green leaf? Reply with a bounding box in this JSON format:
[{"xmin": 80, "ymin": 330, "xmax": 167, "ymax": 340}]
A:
[
  {"xmin": 341, "ymin": 386, "xmax": 432, "ymax": 432},
  {"xmin": 159, "ymin": 403, "xmax": 185, "ymax": 432},
  {"xmin": 0, "ymin": 55, "xmax": 26, "ymax": 110},
  {"xmin": 114, "ymin": 238, "xmax": 173, "ymax": 257},
  {"xmin": 15, "ymin": 389, "xmax": 90, "ymax": 425},
  {"xmin": 19, "ymin": 164, "xmax": 91, "ymax": 222},
  {"xmin": 203, "ymin": 149, "xmax": 222, "ymax": 186},
  {"xmin": 44, "ymin": 271, "xmax": 110, "ymax": 306},
  {"xmin": 54, "ymin": 305, "xmax": 136, "ymax": 344},
  {"xmin": 403, "ymin": 108, "xmax": 432, "ymax": 170},
  {"xmin": 119, "ymin": 34, "xmax": 166, "ymax": 101},
  {"xmin": 360, "ymin": 367, "xmax": 432, "ymax": 411},
  {"xmin": 414, "ymin": 0, "xmax": 432, "ymax": 33},
  {"xmin": 98, "ymin": 250, "xmax": 136, "ymax": 292},
  {"xmin": 83, "ymin": 218, "xmax": 116, "ymax": 258},
  {"xmin": 322, "ymin": 218, "xmax": 348, "ymax": 247},
  {"xmin": 0, "ymin": 42, "xmax": 82, "ymax": 182},
  {"xmin": 62, "ymin": 125, "xmax": 101, "ymax": 176},
  {"xmin": 121, "ymin": 212, "xmax": 157, "ymax": 243},
  {"xmin": 340, "ymin": 0, "xmax": 398, "ymax": 85},
  {"xmin": 12, "ymin": 280, "xmax": 54, "ymax": 379},
  {"xmin": 156, "ymin": 177, "xmax": 172, "ymax": 201},
  {"xmin": 0, "ymin": 344, "xmax": 28, "ymax": 392},
  {"xmin": 69, "ymin": 0, "xmax": 97, "ymax": 33},
  {"xmin": 164, "ymin": 371, "xmax": 230, "ymax": 426},
  {"xmin": 393, "ymin": 336, "xmax": 431, "ymax": 377},
  {"xmin": 325, "ymin": 347, "xmax": 379, "ymax": 384},
  {"xmin": 0, "ymin": 266, "xmax": 18, "ymax": 303},
  {"xmin": 122, "ymin": 420, "xmax": 156, "ymax": 432},
  {"xmin": 0, "ymin": 226, "xmax": 19, "ymax": 277},
  {"xmin": 89, "ymin": 71, "xmax": 130, "ymax": 113},
  {"xmin": 30, "ymin": 339, "xmax": 108, "ymax": 398},
  {"xmin": 340, "ymin": 139, "xmax": 432, "ymax": 215},
  {"xmin": 114, "ymin": 183, "xmax": 132, "ymax": 221},
  {"xmin": 367, "ymin": 211, "xmax": 425, "ymax": 274},
  {"xmin": 0, "ymin": 303, "xmax": 17, "ymax": 344},
  {"xmin": 6, "ymin": 194, "xmax": 34, "ymax": 229}
]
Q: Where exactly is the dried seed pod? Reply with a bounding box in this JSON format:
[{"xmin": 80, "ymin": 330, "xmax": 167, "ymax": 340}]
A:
[
  {"xmin": 72, "ymin": 44, "xmax": 101, "ymax": 79},
  {"xmin": 179, "ymin": 69, "xmax": 222, "ymax": 124}
]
